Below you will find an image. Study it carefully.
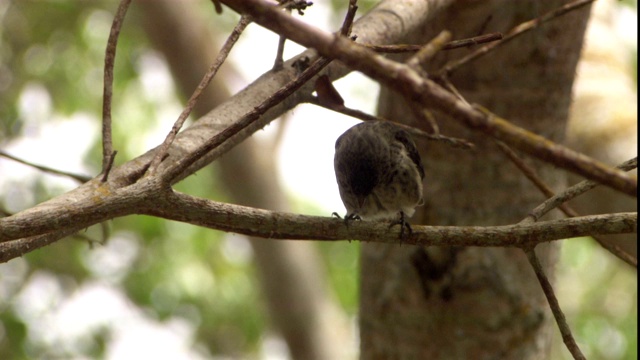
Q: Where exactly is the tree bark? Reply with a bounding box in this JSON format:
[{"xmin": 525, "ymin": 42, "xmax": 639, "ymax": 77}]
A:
[{"xmin": 360, "ymin": 1, "xmax": 592, "ymax": 358}]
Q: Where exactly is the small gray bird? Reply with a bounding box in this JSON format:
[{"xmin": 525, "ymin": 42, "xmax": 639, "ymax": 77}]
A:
[{"xmin": 334, "ymin": 121, "xmax": 424, "ymax": 232}]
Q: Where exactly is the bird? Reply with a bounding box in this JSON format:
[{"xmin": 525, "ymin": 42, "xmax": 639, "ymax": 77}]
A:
[{"xmin": 333, "ymin": 120, "xmax": 425, "ymax": 235}]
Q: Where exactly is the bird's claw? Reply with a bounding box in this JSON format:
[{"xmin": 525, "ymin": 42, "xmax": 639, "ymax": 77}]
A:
[
  {"xmin": 332, "ymin": 212, "xmax": 361, "ymax": 227},
  {"xmin": 389, "ymin": 212, "xmax": 412, "ymax": 244}
]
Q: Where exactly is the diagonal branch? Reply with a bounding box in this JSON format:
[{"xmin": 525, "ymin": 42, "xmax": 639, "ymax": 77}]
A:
[
  {"xmin": 437, "ymin": 0, "xmax": 595, "ymax": 76},
  {"xmin": 526, "ymin": 157, "xmax": 638, "ymax": 222},
  {"xmin": 524, "ymin": 248, "xmax": 586, "ymax": 360},
  {"xmin": 498, "ymin": 144, "xmax": 637, "ymax": 267},
  {"xmin": 220, "ymin": 0, "xmax": 637, "ymax": 197},
  {"xmin": 0, "ymin": 150, "xmax": 92, "ymax": 183},
  {"xmin": 162, "ymin": 56, "xmax": 332, "ymax": 182},
  {"xmin": 147, "ymin": 15, "xmax": 252, "ymax": 176},
  {"xmin": 362, "ymin": 32, "xmax": 503, "ymax": 53}
]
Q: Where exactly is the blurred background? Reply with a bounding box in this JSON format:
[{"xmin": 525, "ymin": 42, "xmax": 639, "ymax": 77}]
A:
[{"xmin": 0, "ymin": 0, "xmax": 636, "ymax": 359}]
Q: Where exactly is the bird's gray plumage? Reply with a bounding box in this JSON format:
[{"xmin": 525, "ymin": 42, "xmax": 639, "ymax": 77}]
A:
[{"xmin": 334, "ymin": 121, "xmax": 424, "ymax": 221}]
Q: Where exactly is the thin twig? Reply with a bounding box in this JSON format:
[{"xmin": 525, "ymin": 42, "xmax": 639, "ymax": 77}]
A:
[
  {"xmin": 274, "ymin": 0, "xmax": 318, "ymax": 70},
  {"xmin": 524, "ymin": 248, "xmax": 586, "ymax": 360},
  {"xmin": 102, "ymin": 0, "xmax": 132, "ymax": 175},
  {"xmin": 0, "ymin": 150, "xmax": 92, "ymax": 183},
  {"xmin": 438, "ymin": 0, "xmax": 595, "ymax": 76},
  {"xmin": 593, "ymin": 234, "xmax": 638, "ymax": 267},
  {"xmin": 163, "ymin": 56, "xmax": 333, "ymax": 183},
  {"xmin": 498, "ymin": 142, "xmax": 636, "ymax": 267},
  {"xmin": 497, "ymin": 142, "xmax": 575, "ymax": 215},
  {"xmin": 307, "ymin": 97, "xmax": 474, "ymax": 150},
  {"xmin": 211, "ymin": 0, "xmax": 223, "ymax": 14},
  {"xmin": 436, "ymin": 76, "xmax": 470, "ymax": 105},
  {"xmin": 161, "ymin": 1, "xmax": 360, "ymax": 183},
  {"xmin": 444, "ymin": 32, "xmax": 502, "ymax": 49},
  {"xmin": 409, "ymin": 105, "xmax": 440, "ymax": 135},
  {"xmin": 406, "ymin": 30, "xmax": 452, "ymax": 70},
  {"xmin": 101, "ymin": 150, "xmax": 118, "ymax": 182},
  {"xmin": 340, "ymin": 0, "xmax": 358, "ymax": 37},
  {"xmin": 362, "ymin": 32, "xmax": 503, "ymax": 53},
  {"xmin": 527, "ymin": 157, "xmax": 638, "ymax": 222},
  {"xmin": 272, "ymin": 1, "xmax": 291, "ymax": 70},
  {"xmin": 147, "ymin": 15, "xmax": 252, "ymax": 176},
  {"xmin": 273, "ymin": 32, "xmax": 287, "ymax": 70}
]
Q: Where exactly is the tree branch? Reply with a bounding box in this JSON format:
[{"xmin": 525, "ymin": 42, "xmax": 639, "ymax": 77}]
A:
[
  {"xmin": 0, "ymin": 150, "xmax": 92, "ymax": 183},
  {"xmin": 101, "ymin": 0, "xmax": 132, "ymax": 180},
  {"xmin": 524, "ymin": 248, "xmax": 586, "ymax": 360},
  {"xmin": 498, "ymin": 144, "xmax": 637, "ymax": 267},
  {"xmin": 527, "ymin": 157, "xmax": 638, "ymax": 222},
  {"xmin": 0, "ymin": 180, "xmax": 635, "ymax": 261},
  {"xmin": 138, "ymin": 190, "xmax": 636, "ymax": 248},
  {"xmin": 437, "ymin": 0, "xmax": 595, "ymax": 76},
  {"xmin": 147, "ymin": 15, "xmax": 252, "ymax": 176}
]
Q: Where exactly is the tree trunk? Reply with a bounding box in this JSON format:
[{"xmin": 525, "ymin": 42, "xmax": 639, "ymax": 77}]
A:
[{"xmin": 360, "ymin": 1, "xmax": 591, "ymax": 358}]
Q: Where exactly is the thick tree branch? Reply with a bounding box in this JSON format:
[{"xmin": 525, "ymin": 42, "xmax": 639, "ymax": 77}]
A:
[
  {"xmin": 1, "ymin": 181, "xmax": 635, "ymax": 261},
  {"xmin": 0, "ymin": 178, "xmax": 160, "ymax": 243}
]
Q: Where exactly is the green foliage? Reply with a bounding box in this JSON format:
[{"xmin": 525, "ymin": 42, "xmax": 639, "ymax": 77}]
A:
[
  {"xmin": 0, "ymin": 313, "xmax": 28, "ymax": 360},
  {"xmin": 552, "ymin": 238, "xmax": 637, "ymax": 360},
  {"xmin": 0, "ymin": 1, "xmax": 141, "ymax": 141},
  {"xmin": 317, "ymin": 241, "xmax": 360, "ymax": 313}
]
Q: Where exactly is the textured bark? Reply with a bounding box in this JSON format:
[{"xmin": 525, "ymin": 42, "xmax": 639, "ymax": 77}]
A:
[
  {"xmin": 138, "ymin": 1, "xmax": 349, "ymax": 359},
  {"xmin": 360, "ymin": 1, "xmax": 592, "ymax": 359}
]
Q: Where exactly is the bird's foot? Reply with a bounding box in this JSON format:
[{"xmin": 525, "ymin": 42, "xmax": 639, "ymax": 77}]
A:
[
  {"xmin": 332, "ymin": 212, "xmax": 361, "ymax": 224},
  {"xmin": 389, "ymin": 212, "xmax": 412, "ymax": 244},
  {"xmin": 333, "ymin": 212, "xmax": 361, "ymax": 243}
]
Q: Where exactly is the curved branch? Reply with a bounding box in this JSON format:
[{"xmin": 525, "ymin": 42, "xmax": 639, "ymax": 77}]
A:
[
  {"xmin": 524, "ymin": 248, "xmax": 586, "ymax": 360},
  {"xmin": 140, "ymin": 190, "xmax": 636, "ymax": 248},
  {"xmin": 0, "ymin": 182, "xmax": 634, "ymax": 262}
]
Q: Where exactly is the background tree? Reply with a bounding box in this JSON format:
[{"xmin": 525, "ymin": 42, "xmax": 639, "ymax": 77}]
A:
[{"xmin": 0, "ymin": 0, "xmax": 636, "ymax": 359}]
